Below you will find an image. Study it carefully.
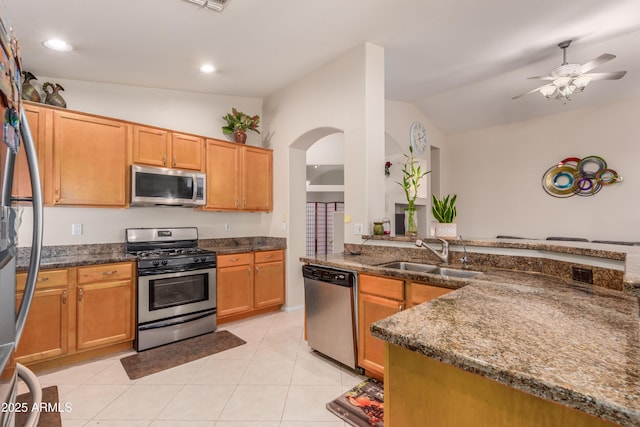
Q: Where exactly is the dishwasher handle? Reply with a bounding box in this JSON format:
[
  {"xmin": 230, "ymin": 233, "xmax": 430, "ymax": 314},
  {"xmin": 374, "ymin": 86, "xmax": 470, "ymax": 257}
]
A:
[{"xmin": 302, "ymin": 265, "xmax": 354, "ymax": 287}]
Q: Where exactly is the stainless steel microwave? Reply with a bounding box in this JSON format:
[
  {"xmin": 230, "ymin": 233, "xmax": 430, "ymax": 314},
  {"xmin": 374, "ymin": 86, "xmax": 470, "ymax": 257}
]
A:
[{"xmin": 131, "ymin": 164, "xmax": 206, "ymax": 207}]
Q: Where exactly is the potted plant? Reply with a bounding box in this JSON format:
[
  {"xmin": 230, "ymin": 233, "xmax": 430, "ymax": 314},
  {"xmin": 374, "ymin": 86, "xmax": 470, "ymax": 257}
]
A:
[
  {"xmin": 432, "ymin": 194, "xmax": 457, "ymax": 237},
  {"xmin": 222, "ymin": 108, "xmax": 260, "ymax": 144},
  {"xmin": 398, "ymin": 146, "xmax": 430, "ymax": 237}
]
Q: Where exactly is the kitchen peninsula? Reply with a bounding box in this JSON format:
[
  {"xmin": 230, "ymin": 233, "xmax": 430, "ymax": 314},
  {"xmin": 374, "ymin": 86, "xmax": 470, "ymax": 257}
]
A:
[{"xmin": 300, "ymin": 238, "xmax": 640, "ymax": 427}]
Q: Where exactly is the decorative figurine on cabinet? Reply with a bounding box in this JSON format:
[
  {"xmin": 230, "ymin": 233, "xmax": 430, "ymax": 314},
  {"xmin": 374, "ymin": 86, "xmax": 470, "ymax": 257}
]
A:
[
  {"xmin": 21, "ymin": 71, "xmax": 41, "ymax": 102},
  {"xmin": 42, "ymin": 82, "xmax": 67, "ymax": 108}
]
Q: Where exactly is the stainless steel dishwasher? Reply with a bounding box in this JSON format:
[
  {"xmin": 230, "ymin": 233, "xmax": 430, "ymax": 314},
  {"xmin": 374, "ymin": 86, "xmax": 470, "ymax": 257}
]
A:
[{"xmin": 303, "ymin": 264, "xmax": 358, "ymax": 370}]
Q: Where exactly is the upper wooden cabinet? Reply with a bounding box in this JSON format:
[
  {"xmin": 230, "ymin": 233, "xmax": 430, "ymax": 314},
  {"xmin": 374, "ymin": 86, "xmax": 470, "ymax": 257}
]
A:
[
  {"xmin": 132, "ymin": 125, "xmax": 203, "ymax": 171},
  {"xmin": 204, "ymin": 139, "xmax": 272, "ymax": 211},
  {"xmin": 12, "ymin": 102, "xmax": 48, "ymax": 200},
  {"xmin": 50, "ymin": 110, "xmax": 129, "ymax": 207}
]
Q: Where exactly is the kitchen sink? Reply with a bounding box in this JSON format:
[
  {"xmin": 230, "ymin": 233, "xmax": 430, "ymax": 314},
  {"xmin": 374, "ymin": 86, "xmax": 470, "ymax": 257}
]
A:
[
  {"xmin": 377, "ymin": 262, "xmax": 481, "ymax": 278},
  {"xmin": 430, "ymin": 267, "xmax": 481, "ymax": 279},
  {"xmin": 377, "ymin": 261, "xmax": 438, "ymax": 273}
]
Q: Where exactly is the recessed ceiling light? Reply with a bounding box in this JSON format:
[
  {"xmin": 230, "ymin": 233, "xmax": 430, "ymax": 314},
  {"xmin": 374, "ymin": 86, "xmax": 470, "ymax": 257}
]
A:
[
  {"xmin": 43, "ymin": 39, "xmax": 73, "ymax": 51},
  {"xmin": 200, "ymin": 64, "xmax": 215, "ymax": 73}
]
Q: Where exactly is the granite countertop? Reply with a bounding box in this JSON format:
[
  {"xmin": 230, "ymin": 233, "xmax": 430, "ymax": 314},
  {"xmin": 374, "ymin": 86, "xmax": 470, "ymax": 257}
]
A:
[
  {"xmin": 300, "ymin": 243, "xmax": 640, "ymax": 426},
  {"xmin": 17, "ymin": 237, "xmax": 286, "ymax": 272}
]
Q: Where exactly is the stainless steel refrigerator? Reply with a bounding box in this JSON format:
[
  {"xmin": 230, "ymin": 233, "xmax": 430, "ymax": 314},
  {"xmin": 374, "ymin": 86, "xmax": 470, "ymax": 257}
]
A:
[{"xmin": 0, "ymin": 2, "xmax": 44, "ymax": 426}]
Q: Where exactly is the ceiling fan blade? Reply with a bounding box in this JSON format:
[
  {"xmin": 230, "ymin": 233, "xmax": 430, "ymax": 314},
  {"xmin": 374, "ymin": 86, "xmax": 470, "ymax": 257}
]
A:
[
  {"xmin": 584, "ymin": 71, "xmax": 627, "ymax": 80},
  {"xmin": 526, "ymin": 76, "xmax": 555, "ymax": 81},
  {"xmin": 512, "ymin": 86, "xmax": 544, "ymax": 100},
  {"xmin": 581, "ymin": 53, "xmax": 616, "ymax": 73}
]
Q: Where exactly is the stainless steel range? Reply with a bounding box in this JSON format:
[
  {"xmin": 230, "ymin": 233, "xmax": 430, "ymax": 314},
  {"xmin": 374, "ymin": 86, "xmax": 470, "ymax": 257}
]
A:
[{"xmin": 126, "ymin": 227, "xmax": 216, "ymax": 351}]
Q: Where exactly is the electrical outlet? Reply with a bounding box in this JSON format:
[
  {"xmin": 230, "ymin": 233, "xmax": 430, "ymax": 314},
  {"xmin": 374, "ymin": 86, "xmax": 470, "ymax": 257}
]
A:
[
  {"xmin": 224, "ymin": 223, "xmax": 231, "ymax": 231},
  {"xmin": 71, "ymin": 223, "xmax": 82, "ymax": 236},
  {"xmin": 572, "ymin": 266, "xmax": 593, "ymax": 284},
  {"xmin": 354, "ymin": 223, "xmax": 363, "ymax": 235}
]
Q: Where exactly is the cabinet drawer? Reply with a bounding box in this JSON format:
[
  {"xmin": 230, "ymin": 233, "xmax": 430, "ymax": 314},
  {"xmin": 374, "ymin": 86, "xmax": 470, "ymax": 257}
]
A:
[
  {"xmin": 17, "ymin": 269, "xmax": 69, "ymax": 291},
  {"xmin": 77, "ymin": 262, "xmax": 133, "ymax": 284},
  {"xmin": 217, "ymin": 252, "xmax": 252, "ymax": 268},
  {"xmin": 254, "ymin": 250, "xmax": 283, "ymax": 263},
  {"xmin": 359, "ymin": 274, "xmax": 404, "ymax": 301},
  {"xmin": 410, "ymin": 282, "xmax": 452, "ymax": 306}
]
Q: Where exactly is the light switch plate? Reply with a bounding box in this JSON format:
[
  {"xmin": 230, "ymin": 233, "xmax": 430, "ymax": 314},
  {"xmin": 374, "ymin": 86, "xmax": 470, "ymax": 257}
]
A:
[
  {"xmin": 354, "ymin": 223, "xmax": 363, "ymax": 235},
  {"xmin": 224, "ymin": 223, "xmax": 231, "ymax": 231}
]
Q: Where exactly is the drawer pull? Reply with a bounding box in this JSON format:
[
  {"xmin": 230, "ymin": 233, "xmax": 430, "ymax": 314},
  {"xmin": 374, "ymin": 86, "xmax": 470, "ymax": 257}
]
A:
[
  {"xmin": 102, "ymin": 270, "xmax": 118, "ymax": 276},
  {"xmin": 264, "ymin": 255, "xmax": 273, "ymax": 259},
  {"xmin": 37, "ymin": 277, "xmax": 50, "ymax": 282},
  {"xmin": 78, "ymin": 288, "xmax": 84, "ymax": 302},
  {"xmin": 230, "ymin": 258, "xmax": 239, "ymax": 262},
  {"xmin": 62, "ymin": 290, "xmax": 67, "ymax": 304}
]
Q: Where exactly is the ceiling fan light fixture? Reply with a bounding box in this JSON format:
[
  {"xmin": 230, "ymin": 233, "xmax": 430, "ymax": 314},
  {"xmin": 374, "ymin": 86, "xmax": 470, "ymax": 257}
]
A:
[
  {"xmin": 540, "ymin": 84, "xmax": 557, "ymax": 98},
  {"xmin": 184, "ymin": 0, "xmax": 231, "ymax": 11},
  {"xmin": 573, "ymin": 75, "xmax": 591, "ymax": 89}
]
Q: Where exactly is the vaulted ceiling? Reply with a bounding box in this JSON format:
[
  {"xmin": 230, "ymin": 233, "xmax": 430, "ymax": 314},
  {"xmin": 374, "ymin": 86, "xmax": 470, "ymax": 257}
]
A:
[{"xmin": 6, "ymin": 0, "xmax": 640, "ymax": 134}]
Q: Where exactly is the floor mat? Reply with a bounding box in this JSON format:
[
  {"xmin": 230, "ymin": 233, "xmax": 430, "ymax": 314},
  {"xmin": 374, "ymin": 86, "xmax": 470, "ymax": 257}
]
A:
[
  {"xmin": 120, "ymin": 330, "xmax": 246, "ymax": 380},
  {"xmin": 15, "ymin": 385, "xmax": 62, "ymax": 427},
  {"xmin": 327, "ymin": 378, "xmax": 384, "ymax": 427}
]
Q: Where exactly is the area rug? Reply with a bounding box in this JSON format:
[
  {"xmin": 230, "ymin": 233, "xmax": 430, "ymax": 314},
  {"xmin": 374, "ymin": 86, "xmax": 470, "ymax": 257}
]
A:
[
  {"xmin": 120, "ymin": 330, "xmax": 246, "ymax": 380},
  {"xmin": 327, "ymin": 378, "xmax": 384, "ymax": 427},
  {"xmin": 15, "ymin": 385, "xmax": 62, "ymax": 427}
]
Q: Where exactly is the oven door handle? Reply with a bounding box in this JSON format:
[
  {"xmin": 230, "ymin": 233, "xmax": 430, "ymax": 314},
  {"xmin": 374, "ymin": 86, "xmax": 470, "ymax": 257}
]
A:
[{"xmin": 139, "ymin": 310, "xmax": 216, "ymax": 331}]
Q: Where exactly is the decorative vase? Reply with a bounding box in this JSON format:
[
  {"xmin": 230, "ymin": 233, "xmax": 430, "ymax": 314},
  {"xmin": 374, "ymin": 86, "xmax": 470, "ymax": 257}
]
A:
[
  {"xmin": 435, "ymin": 222, "xmax": 457, "ymax": 238},
  {"xmin": 21, "ymin": 71, "xmax": 41, "ymax": 103},
  {"xmin": 42, "ymin": 82, "xmax": 67, "ymax": 108},
  {"xmin": 405, "ymin": 207, "xmax": 418, "ymax": 237},
  {"xmin": 373, "ymin": 222, "xmax": 384, "ymax": 236},
  {"xmin": 233, "ymin": 129, "xmax": 247, "ymax": 144}
]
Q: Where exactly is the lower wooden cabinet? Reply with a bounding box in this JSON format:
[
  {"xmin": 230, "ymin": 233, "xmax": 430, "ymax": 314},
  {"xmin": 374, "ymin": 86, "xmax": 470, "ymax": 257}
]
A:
[
  {"xmin": 357, "ymin": 274, "xmax": 404, "ymax": 379},
  {"xmin": 217, "ymin": 250, "xmax": 285, "ymax": 323},
  {"xmin": 16, "ymin": 262, "xmax": 135, "ymax": 366},
  {"xmin": 357, "ymin": 274, "xmax": 453, "ymax": 380},
  {"xmin": 16, "ymin": 269, "xmax": 70, "ymax": 364},
  {"xmin": 76, "ymin": 263, "xmax": 134, "ymax": 350}
]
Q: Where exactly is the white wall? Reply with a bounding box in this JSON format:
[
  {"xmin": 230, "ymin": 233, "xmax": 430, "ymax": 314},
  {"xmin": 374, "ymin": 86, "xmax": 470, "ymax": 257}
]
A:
[
  {"xmin": 264, "ymin": 42, "xmax": 385, "ymax": 310},
  {"xmin": 18, "ymin": 78, "xmax": 269, "ymax": 246},
  {"xmin": 446, "ymin": 96, "xmax": 640, "ymax": 241}
]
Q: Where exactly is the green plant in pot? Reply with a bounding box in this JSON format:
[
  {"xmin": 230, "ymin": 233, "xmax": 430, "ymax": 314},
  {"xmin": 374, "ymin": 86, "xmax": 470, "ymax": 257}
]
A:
[
  {"xmin": 222, "ymin": 108, "xmax": 260, "ymax": 144},
  {"xmin": 398, "ymin": 146, "xmax": 430, "ymax": 237},
  {"xmin": 432, "ymin": 194, "xmax": 457, "ymax": 237}
]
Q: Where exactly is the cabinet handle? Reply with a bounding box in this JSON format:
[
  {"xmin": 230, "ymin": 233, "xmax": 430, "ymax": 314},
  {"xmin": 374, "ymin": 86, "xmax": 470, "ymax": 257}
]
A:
[
  {"xmin": 235, "ymin": 197, "xmax": 239, "ymax": 208},
  {"xmin": 78, "ymin": 288, "xmax": 84, "ymax": 302},
  {"xmin": 247, "ymin": 267, "xmax": 251, "ymax": 275},
  {"xmin": 163, "ymin": 154, "xmax": 167, "ymax": 166},
  {"xmin": 102, "ymin": 270, "xmax": 118, "ymax": 276},
  {"xmin": 37, "ymin": 277, "xmax": 49, "ymax": 282},
  {"xmin": 243, "ymin": 197, "xmax": 246, "ymax": 208},
  {"xmin": 173, "ymin": 156, "xmax": 177, "ymax": 167},
  {"xmin": 62, "ymin": 290, "xmax": 67, "ymax": 304},
  {"xmin": 54, "ymin": 187, "xmax": 60, "ymax": 202},
  {"xmin": 397, "ymin": 303, "xmax": 404, "ymax": 312},
  {"xmin": 255, "ymin": 266, "xmax": 260, "ymax": 273}
]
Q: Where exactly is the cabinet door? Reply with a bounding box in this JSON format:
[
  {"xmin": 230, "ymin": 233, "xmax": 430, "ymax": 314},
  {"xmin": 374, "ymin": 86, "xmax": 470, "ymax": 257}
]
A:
[
  {"xmin": 217, "ymin": 265, "xmax": 253, "ymax": 317},
  {"xmin": 205, "ymin": 139, "xmax": 241, "ymax": 210},
  {"xmin": 132, "ymin": 125, "xmax": 170, "ymax": 167},
  {"xmin": 358, "ymin": 292, "xmax": 403, "ymax": 378},
  {"xmin": 12, "ymin": 102, "xmax": 47, "ymax": 200},
  {"xmin": 171, "ymin": 133, "xmax": 203, "ymax": 170},
  {"xmin": 76, "ymin": 280, "xmax": 132, "ymax": 350},
  {"xmin": 243, "ymin": 146, "xmax": 272, "ymax": 211},
  {"xmin": 52, "ymin": 110, "xmax": 128, "ymax": 206},
  {"xmin": 254, "ymin": 261, "xmax": 284, "ymax": 308},
  {"xmin": 15, "ymin": 287, "xmax": 69, "ymax": 364}
]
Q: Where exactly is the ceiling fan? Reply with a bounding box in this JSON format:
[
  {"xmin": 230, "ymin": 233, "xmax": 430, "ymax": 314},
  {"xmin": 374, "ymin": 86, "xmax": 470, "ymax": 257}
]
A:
[{"xmin": 513, "ymin": 40, "xmax": 627, "ymax": 100}]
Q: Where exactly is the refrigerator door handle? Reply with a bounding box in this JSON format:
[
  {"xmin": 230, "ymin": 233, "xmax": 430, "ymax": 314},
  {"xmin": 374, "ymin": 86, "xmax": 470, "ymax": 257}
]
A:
[
  {"xmin": 16, "ymin": 363, "xmax": 42, "ymax": 427},
  {"xmin": 15, "ymin": 106, "xmax": 44, "ymax": 344}
]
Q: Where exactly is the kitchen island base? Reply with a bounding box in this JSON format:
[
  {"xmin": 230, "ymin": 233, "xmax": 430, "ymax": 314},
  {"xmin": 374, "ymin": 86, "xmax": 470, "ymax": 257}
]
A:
[{"xmin": 385, "ymin": 343, "xmax": 617, "ymax": 427}]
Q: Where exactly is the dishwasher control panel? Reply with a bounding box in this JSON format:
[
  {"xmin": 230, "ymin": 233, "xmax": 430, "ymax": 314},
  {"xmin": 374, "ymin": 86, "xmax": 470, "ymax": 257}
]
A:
[{"xmin": 302, "ymin": 265, "xmax": 354, "ymax": 287}]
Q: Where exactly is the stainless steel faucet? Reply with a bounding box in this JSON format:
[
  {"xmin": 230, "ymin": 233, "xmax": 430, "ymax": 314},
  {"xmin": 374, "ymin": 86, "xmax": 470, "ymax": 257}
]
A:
[
  {"xmin": 458, "ymin": 235, "xmax": 469, "ymax": 267},
  {"xmin": 415, "ymin": 238, "xmax": 449, "ymax": 264}
]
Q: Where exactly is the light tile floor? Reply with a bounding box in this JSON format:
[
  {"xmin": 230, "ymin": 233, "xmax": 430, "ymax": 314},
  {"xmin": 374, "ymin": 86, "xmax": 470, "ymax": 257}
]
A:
[{"xmin": 19, "ymin": 309, "xmax": 363, "ymax": 426}]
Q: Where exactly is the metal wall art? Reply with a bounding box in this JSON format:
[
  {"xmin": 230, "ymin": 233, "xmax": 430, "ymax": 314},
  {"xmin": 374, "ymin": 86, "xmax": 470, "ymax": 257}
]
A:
[{"xmin": 541, "ymin": 156, "xmax": 622, "ymax": 198}]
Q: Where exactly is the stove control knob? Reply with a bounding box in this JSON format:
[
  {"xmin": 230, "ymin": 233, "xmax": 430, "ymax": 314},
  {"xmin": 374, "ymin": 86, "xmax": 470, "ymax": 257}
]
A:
[
  {"xmin": 152, "ymin": 260, "xmax": 160, "ymax": 267},
  {"xmin": 161, "ymin": 260, "xmax": 168, "ymax": 266},
  {"xmin": 194, "ymin": 257, "xmax": 200, "ymax": 263},
  {"xmin": 200, "ymin": 257, "xmax": 207, "ymax": 262}
]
